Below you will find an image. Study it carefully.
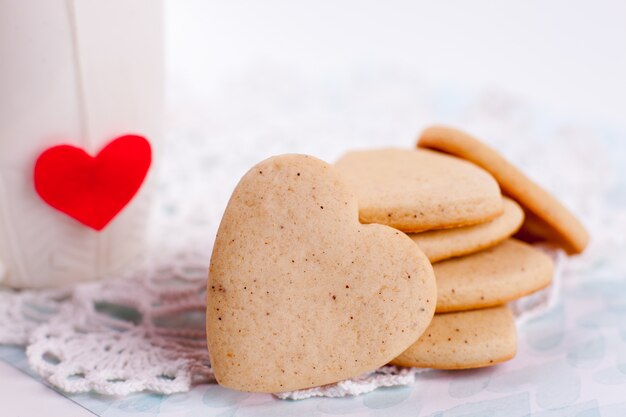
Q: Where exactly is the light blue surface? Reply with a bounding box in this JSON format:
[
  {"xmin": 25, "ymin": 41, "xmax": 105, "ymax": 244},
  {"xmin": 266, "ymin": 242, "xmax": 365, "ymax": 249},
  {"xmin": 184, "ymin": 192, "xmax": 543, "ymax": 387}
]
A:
[{"xmin": 2, "ymin": 91, "xmax": 626, "ymax": 416}]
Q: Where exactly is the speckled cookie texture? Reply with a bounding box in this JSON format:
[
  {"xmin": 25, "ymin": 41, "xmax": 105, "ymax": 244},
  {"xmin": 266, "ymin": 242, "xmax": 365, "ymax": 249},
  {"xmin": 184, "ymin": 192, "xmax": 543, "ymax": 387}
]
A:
[
  {"xmin": 410, "ymin": 197, "xmax": 524, "ymax": 263},
  {"xmin": 418, "ymin": 126, "xmax": 589, "ymax": 254},
  {"xmin": 334, "ymin": 148, "xmax": 503, "ymax": 233},
  {"xmin": 207, "ymin": 154, "xmax": 437, "ymax": 393},
  {"xmin": 391, "ymin": 306, "xmax": 517, "ymax": 369},
  {"xmin": 434, "ymin": 238, "xmax": 553, "ymax": 313}
]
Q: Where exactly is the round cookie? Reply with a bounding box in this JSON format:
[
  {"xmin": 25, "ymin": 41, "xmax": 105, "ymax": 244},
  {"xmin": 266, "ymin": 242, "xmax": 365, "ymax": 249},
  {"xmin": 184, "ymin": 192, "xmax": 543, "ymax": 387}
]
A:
[
  {"xmin": 418, "ymin": 126, "xmax": 589, "ymax": 254},
  {"xmin": 434, "ymin": 238, "xmax": 553, "ymax": 313},
  {"xmin": 335, "ymin": 148, "xmax": 503, "ymax": 233},
  {"xmin": 207, "ymin": 154, "xmax": 437, "ymax": 393},
  {"xmin": 410, "ymin": 197, "xmax": 524, "ymax": 263},
  {"xmin": 391, "ymin": 306, "xmax": 517, "ymax": 369}
]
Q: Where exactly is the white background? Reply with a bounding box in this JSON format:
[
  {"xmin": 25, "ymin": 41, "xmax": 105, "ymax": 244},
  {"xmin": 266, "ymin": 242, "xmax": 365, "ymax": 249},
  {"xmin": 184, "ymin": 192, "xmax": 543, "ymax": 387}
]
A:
[
  {"xmin": 168, "ymin": 0, "xmax": 626, "ymax": 130},
  {"xmin": 2, "ymin": 1, "xmax": 625, "ymax": 415}
]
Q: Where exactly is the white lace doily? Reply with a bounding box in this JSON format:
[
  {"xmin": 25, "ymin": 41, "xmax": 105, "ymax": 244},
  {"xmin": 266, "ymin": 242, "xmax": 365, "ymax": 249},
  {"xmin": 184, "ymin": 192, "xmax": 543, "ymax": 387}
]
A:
[
  {"xmin": 0, "ymin": 243, "xmax": 562, "ymax": 400},
  {"xmin": 0, "ymin": 71, "xmax": 613, "ymax": 400}
]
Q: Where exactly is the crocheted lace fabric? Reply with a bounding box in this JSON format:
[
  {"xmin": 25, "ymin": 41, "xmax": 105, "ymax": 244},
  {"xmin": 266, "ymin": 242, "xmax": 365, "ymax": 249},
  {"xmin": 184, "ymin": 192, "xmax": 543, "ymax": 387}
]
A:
[
  {"xmin": 0, "ymin": 244, "xmax": 562, "ymax": 399},
  {"xmin": 0, "ymin": 72, "xmax": 615, "ymax": 400}
]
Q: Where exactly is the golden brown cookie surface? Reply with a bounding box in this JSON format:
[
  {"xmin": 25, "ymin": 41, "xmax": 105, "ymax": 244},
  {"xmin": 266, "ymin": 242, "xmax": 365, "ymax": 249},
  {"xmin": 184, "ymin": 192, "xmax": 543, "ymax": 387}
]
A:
[
  {"xmin": 418, "ymin": 126, "xmax": 589, "ymax": 254},
  {"xmin": 391, "ymin": 306, "xmax": 517, "ymax": 369},
  {"xmin": 410, "ymin": 197, "xmax": 524, "ymax": 263},
  {"xmin": 207, "ymin": 154, "xmax": 437, "ymax": 393},
  {"xmin": 335, "ymin": 148, "xmax": 503, "ymax": 233},
  {"xmin": 433, "ymin": 238, "xmax": 553, "ymax": 313}
]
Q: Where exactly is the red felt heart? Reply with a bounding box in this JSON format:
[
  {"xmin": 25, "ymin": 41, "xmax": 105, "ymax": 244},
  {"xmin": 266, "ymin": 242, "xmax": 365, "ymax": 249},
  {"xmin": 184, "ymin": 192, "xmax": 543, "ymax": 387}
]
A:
[{"xmin": 34, "ymin": 135, "xmax": 152, "ymax": 231}]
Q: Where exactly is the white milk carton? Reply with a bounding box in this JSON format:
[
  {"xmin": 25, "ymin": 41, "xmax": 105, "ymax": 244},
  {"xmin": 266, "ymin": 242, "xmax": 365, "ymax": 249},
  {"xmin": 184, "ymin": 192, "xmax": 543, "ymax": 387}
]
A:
[{"xmin": 0, "ymin": 0, "xmax": 163, "ymax": 288}]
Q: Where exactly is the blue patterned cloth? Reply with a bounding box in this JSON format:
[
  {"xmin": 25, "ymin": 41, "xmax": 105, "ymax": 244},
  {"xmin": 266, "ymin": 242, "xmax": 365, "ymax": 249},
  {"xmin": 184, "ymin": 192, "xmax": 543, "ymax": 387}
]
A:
[{"xmin": 2, "ymin": 82, "xmax": 625, "ymax": 416}]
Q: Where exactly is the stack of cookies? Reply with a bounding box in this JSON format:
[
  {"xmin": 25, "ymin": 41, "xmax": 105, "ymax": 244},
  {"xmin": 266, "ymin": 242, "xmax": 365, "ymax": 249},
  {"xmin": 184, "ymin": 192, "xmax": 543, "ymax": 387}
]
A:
[{"xmin": 206, "ymin": 126, "xmax": 588, "ymax": 393}]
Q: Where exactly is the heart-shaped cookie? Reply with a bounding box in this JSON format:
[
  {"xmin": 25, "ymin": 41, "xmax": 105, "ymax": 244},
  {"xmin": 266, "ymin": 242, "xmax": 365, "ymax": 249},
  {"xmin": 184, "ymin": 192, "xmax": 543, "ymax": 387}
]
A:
[
  {"xmin": 418, "ymin": 126, "xmax": 589, "ymax": 253},
  {"xmin": 207, "ymin": 154, "xmax": 436, "ymax": 392}
]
